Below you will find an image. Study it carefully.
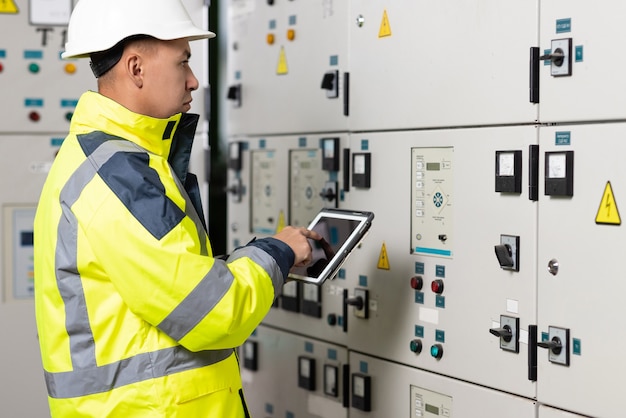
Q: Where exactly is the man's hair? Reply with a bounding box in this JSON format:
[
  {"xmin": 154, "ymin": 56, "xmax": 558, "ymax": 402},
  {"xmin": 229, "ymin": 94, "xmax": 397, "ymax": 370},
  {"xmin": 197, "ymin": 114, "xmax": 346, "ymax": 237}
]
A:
[{"xmin": 89, "ymin": 35, "xmax": 156, "ymax": 78}]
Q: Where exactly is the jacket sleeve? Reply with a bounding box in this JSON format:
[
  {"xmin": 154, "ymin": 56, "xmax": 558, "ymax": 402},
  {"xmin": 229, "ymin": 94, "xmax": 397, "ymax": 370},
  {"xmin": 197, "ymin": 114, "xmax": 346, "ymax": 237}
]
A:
[{"xmin": 82, "ymin": 156, "xmax": 293, "ymax": 352}]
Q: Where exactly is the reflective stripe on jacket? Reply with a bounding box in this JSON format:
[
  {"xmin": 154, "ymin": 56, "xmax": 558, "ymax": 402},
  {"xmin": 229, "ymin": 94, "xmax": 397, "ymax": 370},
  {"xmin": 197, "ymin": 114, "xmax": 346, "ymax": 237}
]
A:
[{"xmin": 34, "ymin": 91, "xmax": 292, "ymax": 417}]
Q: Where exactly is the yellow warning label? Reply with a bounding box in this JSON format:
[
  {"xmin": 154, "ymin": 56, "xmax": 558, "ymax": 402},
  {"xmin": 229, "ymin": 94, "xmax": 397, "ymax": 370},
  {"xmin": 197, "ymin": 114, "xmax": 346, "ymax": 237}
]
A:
[
  {"xmin": 378, "ymin": 9, "xmax": 392, "ymax": 38},
  {"xmin": 276, "ymin": 210, "xmax": 286, "ymax": 232},
  {"xmin": 276, "ymin": 46, "xmax": 288, "ymax": 75},
  {"xmin": 0, "ymin": 0, "xmax": 19, "ymax": 14},
  {"xmin": 377, "ymin": 242, "xmax": 390, "ymax": 270},
  {"xmin": 595, "ymin": 181, "xmax": 621, "ymax": 225}
]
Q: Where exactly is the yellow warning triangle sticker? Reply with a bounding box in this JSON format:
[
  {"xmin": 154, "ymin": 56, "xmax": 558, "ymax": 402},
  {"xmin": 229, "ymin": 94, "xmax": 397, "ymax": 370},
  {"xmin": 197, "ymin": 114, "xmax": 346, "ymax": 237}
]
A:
[
  {"xmin": 0, "ymin": 0, "xmax": 19, "ymax": 14},
  {"xmin": 276, "ymin": 46, "xmax": 288, "ymax": 75},
  {"xmin": 378, "ymin": 9, "xmax": 392, "ymax": 38},
  {"xmin": 377, "ymin": 242, "xmax": 390, "ymax": 270},
  {"xmin": 595, "ymin": 181, "xmax": 621, "ymax": 225},
  {"xmin": 276, "ymin": 210, "xmax": 286, "ymax": 232}
]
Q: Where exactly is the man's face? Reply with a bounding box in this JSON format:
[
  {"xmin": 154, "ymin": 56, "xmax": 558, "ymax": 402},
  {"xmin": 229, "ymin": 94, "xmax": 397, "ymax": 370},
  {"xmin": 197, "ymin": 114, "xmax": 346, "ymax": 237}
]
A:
[{"xmin": 141, "ymin": 38, "xmax": 199, "ymax": 118}]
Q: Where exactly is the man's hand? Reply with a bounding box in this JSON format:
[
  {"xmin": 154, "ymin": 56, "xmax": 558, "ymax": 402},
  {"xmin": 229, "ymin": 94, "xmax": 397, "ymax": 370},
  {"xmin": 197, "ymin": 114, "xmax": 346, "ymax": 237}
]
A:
[{"xmin": 273, "ymin": 226, "xmax": 322, "ymax": 267}]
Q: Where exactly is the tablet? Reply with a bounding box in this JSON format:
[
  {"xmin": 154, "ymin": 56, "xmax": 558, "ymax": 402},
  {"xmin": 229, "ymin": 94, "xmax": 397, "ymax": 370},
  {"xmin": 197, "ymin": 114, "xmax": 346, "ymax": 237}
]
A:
[{"xmin": 288, "ymin": 208, "xmax": 374, "ymax": 285}]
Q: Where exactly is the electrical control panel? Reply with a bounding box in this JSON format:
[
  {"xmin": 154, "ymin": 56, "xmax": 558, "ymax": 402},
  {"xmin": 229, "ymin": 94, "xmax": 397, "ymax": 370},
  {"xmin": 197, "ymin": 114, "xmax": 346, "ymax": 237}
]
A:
[
  {"xmin": 226, "ymin": 1, "xmax": 626, "ymax": 417},
  {"xmin": 225, "ymin": 0, "xmax": 350, "ymax": 135}
]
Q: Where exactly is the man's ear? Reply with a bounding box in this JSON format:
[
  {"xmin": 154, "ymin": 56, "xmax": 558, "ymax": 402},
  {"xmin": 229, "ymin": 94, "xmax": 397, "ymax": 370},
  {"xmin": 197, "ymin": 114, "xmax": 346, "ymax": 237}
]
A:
[{"xmin": 124, "ymin": 53, "xmax": 144, "ymax": 88}]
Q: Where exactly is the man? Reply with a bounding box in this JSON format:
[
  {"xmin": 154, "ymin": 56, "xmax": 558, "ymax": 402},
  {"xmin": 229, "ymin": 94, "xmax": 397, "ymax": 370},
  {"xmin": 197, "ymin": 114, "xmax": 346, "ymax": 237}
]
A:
[{"xmin": 34, "ymin": 0, "xmax": 319, "ymax": 416}]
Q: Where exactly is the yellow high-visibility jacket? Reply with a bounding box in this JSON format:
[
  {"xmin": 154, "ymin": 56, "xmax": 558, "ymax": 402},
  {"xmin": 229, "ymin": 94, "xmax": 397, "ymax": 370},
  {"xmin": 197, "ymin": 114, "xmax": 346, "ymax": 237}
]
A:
[{"xmin": 34, "ymin": 91, "xmax": 293, "ymax": 417}]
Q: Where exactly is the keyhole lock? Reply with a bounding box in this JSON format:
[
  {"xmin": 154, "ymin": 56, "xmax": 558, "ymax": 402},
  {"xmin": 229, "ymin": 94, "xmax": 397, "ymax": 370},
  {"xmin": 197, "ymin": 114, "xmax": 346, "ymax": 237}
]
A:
[{"xmin": 548, "ymin": 258, "xmax": 559, "ymax": 276}]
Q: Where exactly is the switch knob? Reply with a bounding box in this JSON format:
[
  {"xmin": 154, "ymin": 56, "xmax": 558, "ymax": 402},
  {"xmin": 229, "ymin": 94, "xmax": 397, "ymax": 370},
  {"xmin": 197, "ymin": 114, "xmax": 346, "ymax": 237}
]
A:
[
  {"xmin": 431, "ymin": 279, "xmax": 444, "ymax": 294},
  {"xmin": 489, "ymin": 325, "xmax": 513, "ymax": 343},
  {"xmin": 319, "ymin": 187, "xmax": 336, "ymax": 201},
  {"xmin": 494, "ymin": 244, "xmax": 514, "ymax": 268},
  {"xmin": 537, "ymin": 336, "xmax": 563, "ymax": 355},
  {"xmin": 539, "ymin": 49, "xmax": 565, "ymax": 67},
  {"xmin": 345, "ymin": 296, "xmax": 364, "ymax": 310}
]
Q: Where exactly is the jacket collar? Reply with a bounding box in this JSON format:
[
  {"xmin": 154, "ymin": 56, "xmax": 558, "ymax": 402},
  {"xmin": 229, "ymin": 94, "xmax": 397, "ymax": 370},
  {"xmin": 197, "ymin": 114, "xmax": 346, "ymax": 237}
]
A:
[{"xmin": 70, "ymin": 91, "xmax": 199, "ymax": 183}]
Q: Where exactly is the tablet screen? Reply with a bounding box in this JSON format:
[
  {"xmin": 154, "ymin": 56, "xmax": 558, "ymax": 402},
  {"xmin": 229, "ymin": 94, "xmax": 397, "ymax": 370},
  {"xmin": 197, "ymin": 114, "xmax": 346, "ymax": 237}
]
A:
[{"xmin": 288, "ymin": 209, "xmax": 373, "ymax": 284}]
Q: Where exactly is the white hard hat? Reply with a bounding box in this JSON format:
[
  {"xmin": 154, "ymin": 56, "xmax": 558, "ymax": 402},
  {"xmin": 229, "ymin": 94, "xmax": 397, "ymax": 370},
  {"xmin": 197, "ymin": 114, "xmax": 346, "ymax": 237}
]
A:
[{"xmin": 62, "ymin": 0, "xmax": 215, "ymax": 59}]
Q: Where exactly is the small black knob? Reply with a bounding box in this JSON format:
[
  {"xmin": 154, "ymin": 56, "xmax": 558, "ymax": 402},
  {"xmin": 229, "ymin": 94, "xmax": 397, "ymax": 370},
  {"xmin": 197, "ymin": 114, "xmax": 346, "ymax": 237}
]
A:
[{"xmin": 319, "ymin": 188, "xmax": 336, "ymax": 201}]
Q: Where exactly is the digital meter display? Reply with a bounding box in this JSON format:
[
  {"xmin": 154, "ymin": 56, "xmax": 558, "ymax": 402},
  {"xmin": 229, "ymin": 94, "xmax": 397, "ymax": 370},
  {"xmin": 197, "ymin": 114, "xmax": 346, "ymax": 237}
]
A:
[
  {"xmin": 425, "ymin": 403, "xmax": 439, "ymax": 414},
  {"xmin": 426, "ymin": 162, "xmax": 440, "ymax": 171}
]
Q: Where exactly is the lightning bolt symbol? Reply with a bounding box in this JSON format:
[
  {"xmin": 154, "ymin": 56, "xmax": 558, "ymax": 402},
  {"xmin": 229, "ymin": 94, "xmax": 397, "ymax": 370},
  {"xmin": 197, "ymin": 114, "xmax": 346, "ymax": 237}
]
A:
[{"xmin": 606, "ymin": 193, "xmax": 613, "ymax": 216}]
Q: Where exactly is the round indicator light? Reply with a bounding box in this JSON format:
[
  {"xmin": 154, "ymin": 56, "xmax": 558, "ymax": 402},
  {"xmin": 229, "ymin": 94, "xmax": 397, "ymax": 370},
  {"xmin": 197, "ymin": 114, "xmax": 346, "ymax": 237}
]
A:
[
  {"xmin": 409, "ymin": 339, "xmax": 422, "ymax": 354},
  {"xmin": 266, "ymin": 33, "xmax": 275, "ymax": 45},
  {"xmin": 64, "ymin": 63, "xmax": 77, "ymax": 74},
  {"xmin": 287, "ymin": 29, "xmax": 296, "ymax": 41},
  {"xmin": 28, "ymin": 63, "xmax": 40, "ymax": 74},
  {"xmin": 430, "ymin": 344, "xmax": 443, "ymax": 359},
  {"xmin": 29, "ymin": 111, "xmax": 41, "ymax": 122}
]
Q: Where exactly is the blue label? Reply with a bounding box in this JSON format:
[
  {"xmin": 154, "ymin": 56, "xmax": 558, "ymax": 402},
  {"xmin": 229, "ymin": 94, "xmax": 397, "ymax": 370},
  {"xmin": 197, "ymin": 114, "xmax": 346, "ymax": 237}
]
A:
[
  {"xmin": 265, "ymin": 403, "xmax": 274, "ymax": 414},
  {"xmin": 269, "ymin": 19, "xmax": 276, "ymax": 30},
  {"xmin": 575, "ymin": 45, "xmax": 583, "ymax": 62},
  {"xmin": 573, "ymin": 338, "xmax": 582, "ymax": 355},
  {"xmin": 304, "ymin": 341, "xmax": 314, "ymax": 353},
  {"xmin": 435, "ymin": 295, "xmax": 446, "ymax": 308},
  {"xmin": 359, "ymin": 275, "xmax": 368, "ymax": 287},
  {"xmin": 435, "ymin": 329, "xmax": 445, "ymax": 343},
  {"xmin": 24, "ymin": 50, "xmax": 43, "ymax": 59},
  {"xmin": 259, "ymin": 139, "xmax": 266, "ymax": 149},
  {"xmin": 338, "ymin": 269, "xmax": 345, "ymax": 279},
  {"xmin": 235, "ymin": 70, "xmax": 241, "ymax": 80},
  {"xmin": 556, "ymin": 18, "xmax": 571, "ymax": 34},
  {"xmin": 415, "ymin": 325, "xmax": 424, "ymax": 338},
  {"xmin": 415, "ymin": 262, "xmax": 425, "ymax": 274},
  {"xmin": 416, "ymin": 247, "xmax": 452, "ymax": 257},
  {"xmin": 360, "ymin": 139, "xmax": 369, "ymax": 151},
  {"xmin": 435, "ymin": 265, "xmax": 446, "ymax": 278},
  {"xmin": 414, "ymin": 291, "xmax": 424, "ymax": 304},
  {"xmin": 24, "ymin": 98, "xmax": 44, "ymax": 107},
  {"xmin": 329, "ymin": 55, "xmax": 338, "ymax": 66},
  {"xmin": 0, "ymin": 50, "xmax": 6, "ymax": 58},
  {"xmin": 541, "ymin": 332, "xmax": 549, "ymax": 342},
  {"xmin": 327, "ymin": 349, "xmax": 337, "ymax": 360},
  {"xmin": 289, "ymin": 15, "xmax": 297, "ymax": 25},
  {"xmin": 60, "ymin": 99, "xmax": 78, "ymax": 108},
  {"xmin": 298, "ymin": 137, "xmax": 307, "ymax": 147},
  {"xmin": 359, "ymin": 361, "xmax": 368, "ymax": 374},
  {"xmin": 50, "ymin": 138, "xmax": 64, "ymax": 147},
  {"xmin": 555, "ymin": 131, "xmax": 571, "ymax": 146}
]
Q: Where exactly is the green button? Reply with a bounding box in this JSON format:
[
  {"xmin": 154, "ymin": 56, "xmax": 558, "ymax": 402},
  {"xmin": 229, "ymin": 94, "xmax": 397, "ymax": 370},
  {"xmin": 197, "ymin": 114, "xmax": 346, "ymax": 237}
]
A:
[{"xmin": 28, "ymin": 63, "xmax": 40, "ymax": 73}]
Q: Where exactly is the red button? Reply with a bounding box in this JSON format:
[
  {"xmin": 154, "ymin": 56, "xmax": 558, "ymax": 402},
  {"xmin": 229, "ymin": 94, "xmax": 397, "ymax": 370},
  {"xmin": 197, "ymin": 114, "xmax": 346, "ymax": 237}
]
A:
[
  {"xmin": 431, "ymin": 279, "xmax": 444, "ymax": 294},
  {"xmin": 0, "ymin": 62, "xmax": 4, "ymax": 73},
  {"xmin": 410, "ymin": 276, "xmax": 423, "ymax": 290}
]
